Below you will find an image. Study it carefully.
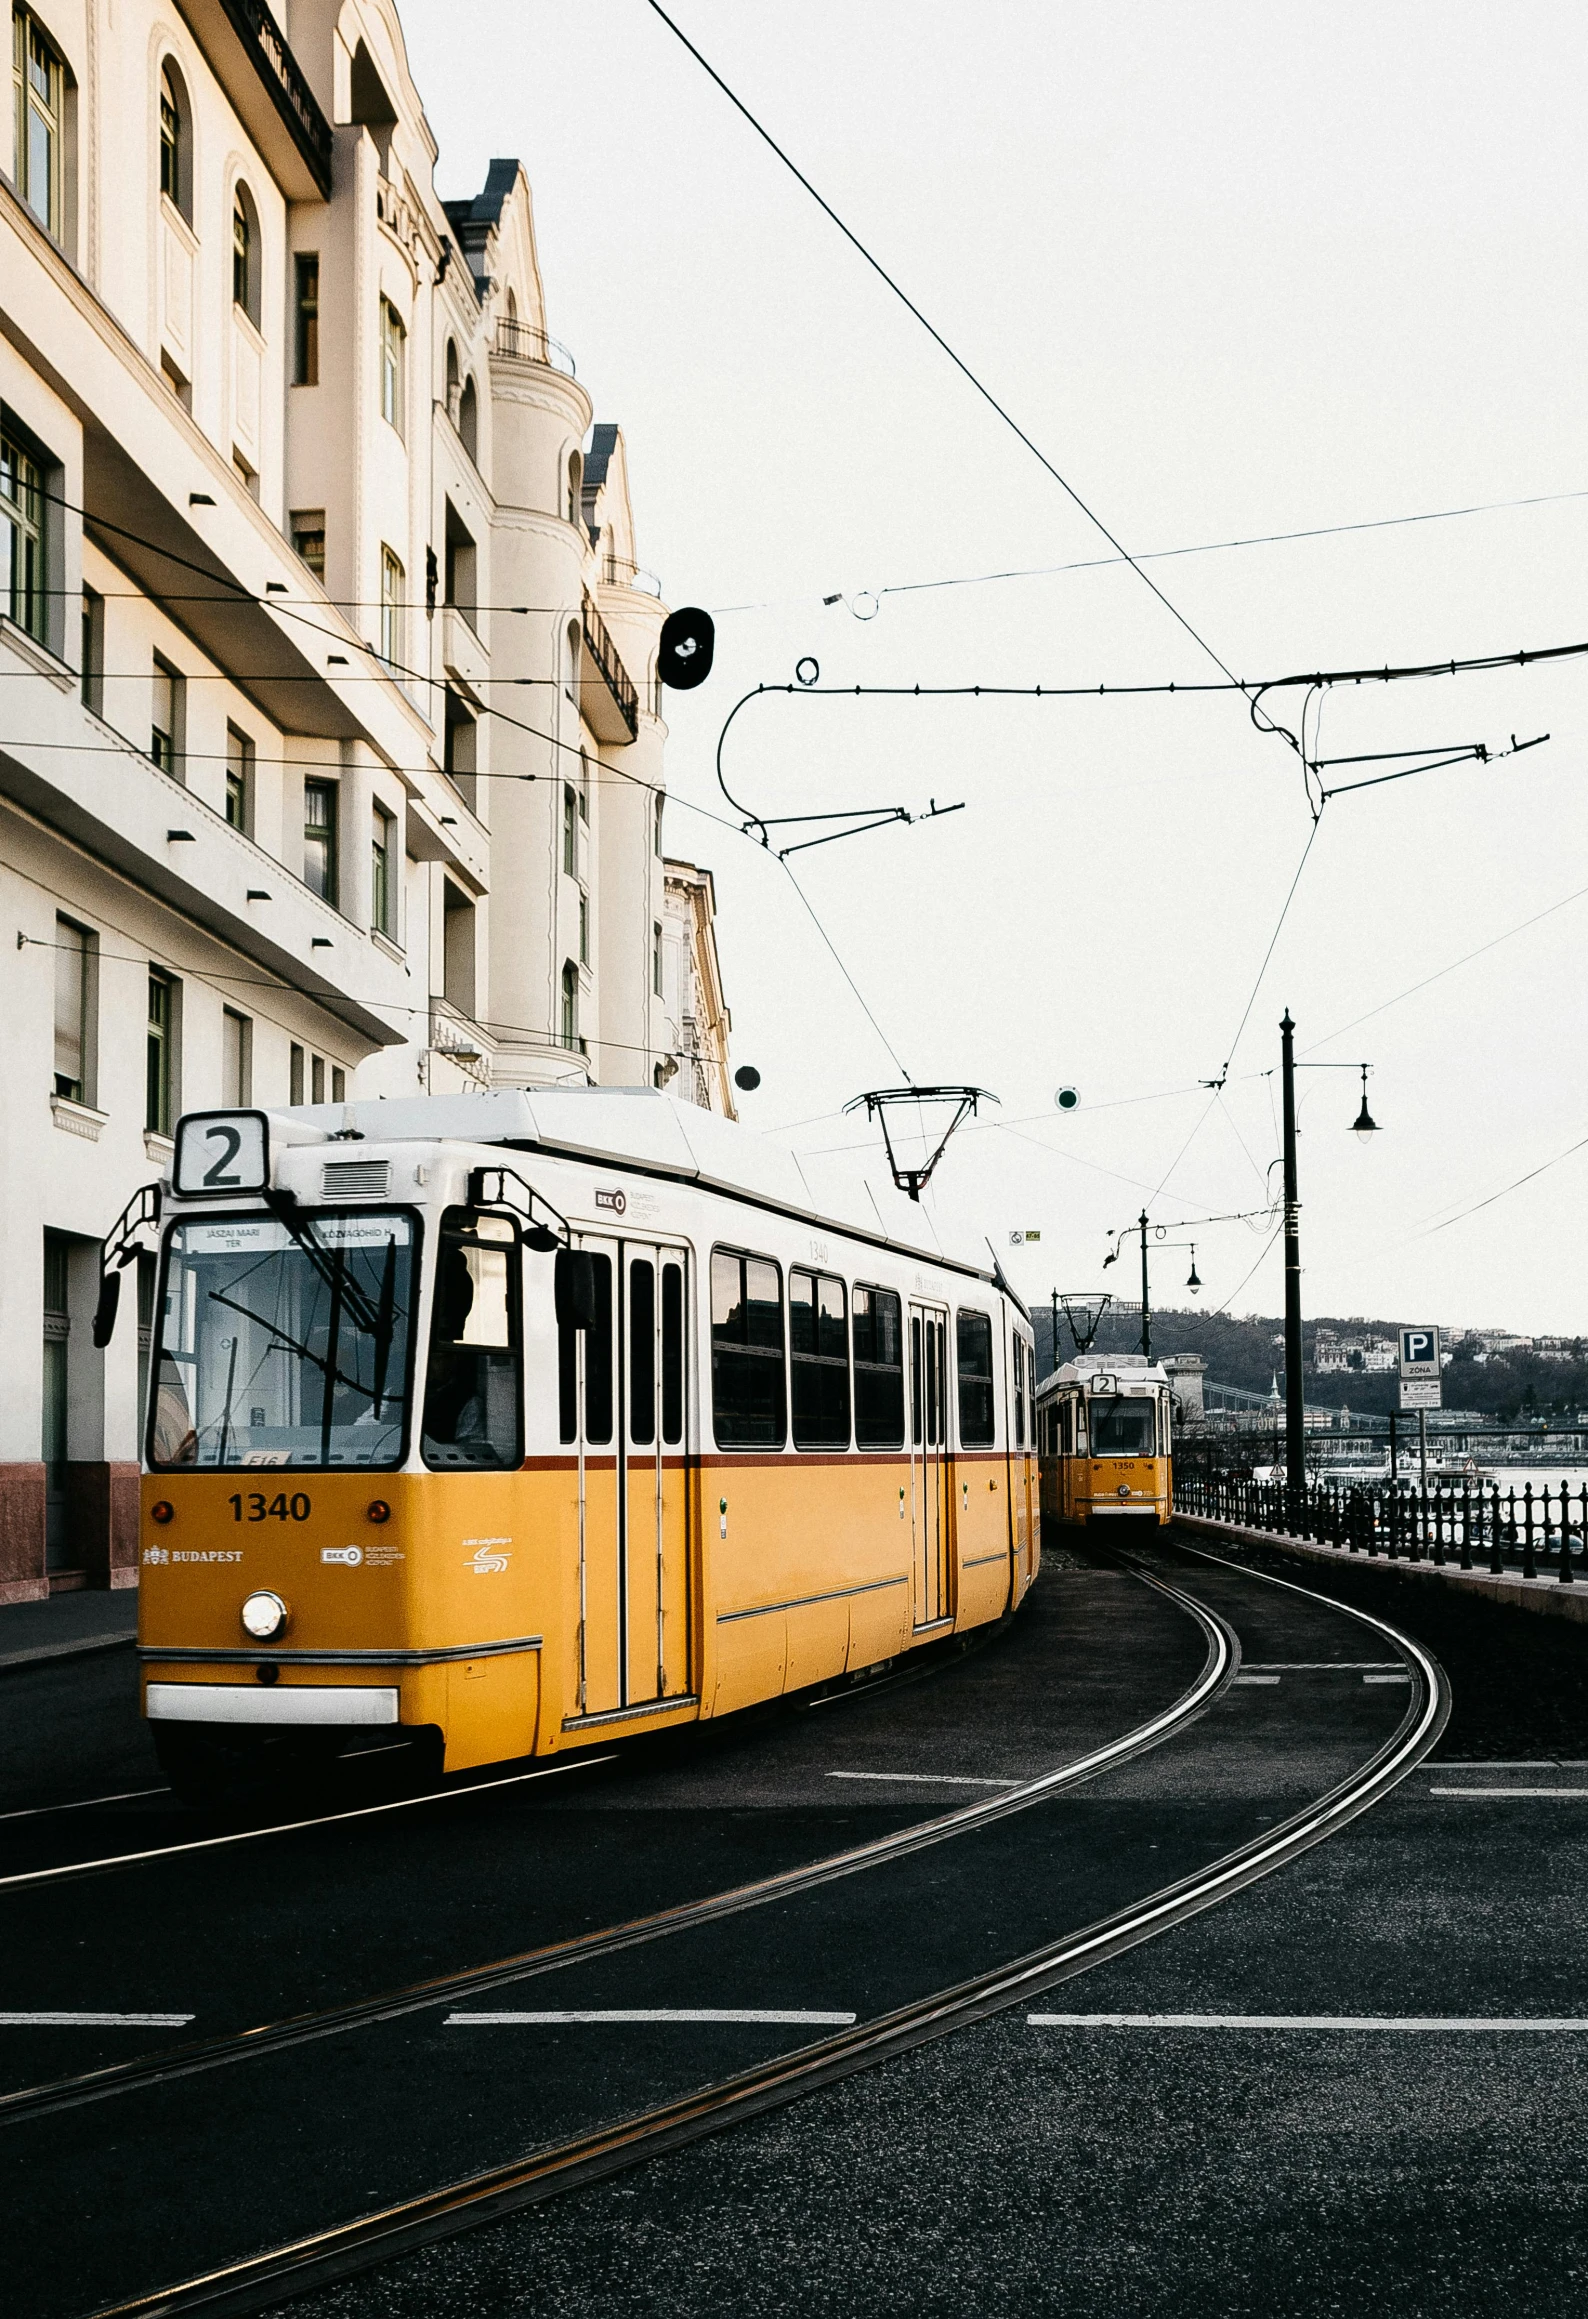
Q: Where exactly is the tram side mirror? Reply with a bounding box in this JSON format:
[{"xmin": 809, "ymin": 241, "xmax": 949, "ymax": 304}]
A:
[
  {"xmin": 524, "ymin": 1225, "xmax": 559, "ymax": 1254},
  {"xmin": 91, "ymin": 1270, "xmax": 121, "ymax": 1350},
  {"xmin": 554, "ymin": 1248, "xmax": 596, "ymax": 1331}
]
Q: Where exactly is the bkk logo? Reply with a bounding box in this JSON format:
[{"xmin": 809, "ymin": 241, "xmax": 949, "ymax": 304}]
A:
[{"xmin": 321, "ymin": 1546, "xmax": 363, "ymax": 1567}]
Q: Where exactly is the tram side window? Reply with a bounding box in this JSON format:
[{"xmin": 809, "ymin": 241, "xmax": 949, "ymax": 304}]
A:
[
  {"xmin": 956, "ymin": 1311, "xmax": 995, "ymax": 1447},
  {"xmin": 422, "ymin": 1212, "xmax": 522, "ymax": 1469},
  {"xmin": 1014, "ymin": 1336, "xmax": 1027, "ymax": 1450},
  {"xmin": 557, "ymin": 1251, "xmax": 614, "ymax": 1444},
  {"xmin": 790, "ymin": 1268, "xmax": 850, "ymax": 1449},
  {"xmin": 853, "ymin": 1284, "xmax": 904, "ymax": 1448},
  {"xmin": 711, "ymin": 1249, "xmax": 785, "ymax": 1448},
  {"xmin": 661, "ymin": 1261, "xmax": 684, "ymax": 1445}
]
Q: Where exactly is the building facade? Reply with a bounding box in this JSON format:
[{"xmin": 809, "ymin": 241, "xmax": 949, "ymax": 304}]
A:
[{"xmin": 0, "ymin": 0, "xmax": 730, "ymax": 1599}]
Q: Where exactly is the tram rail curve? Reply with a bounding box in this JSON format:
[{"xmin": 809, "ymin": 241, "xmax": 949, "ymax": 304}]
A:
[{"xmin": 17, "ymin": 1544, "xmax": 1445, "ymax": 2319}]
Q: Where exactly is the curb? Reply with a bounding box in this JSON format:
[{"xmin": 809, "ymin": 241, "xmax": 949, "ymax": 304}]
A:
[
  {"xmin": 1175, "ymin": 1512, "xmax": 1588, "ymax": 1628},
  {"xmin": 0, "ymin": 1632, "xmax": 138, "ymax": 1676}
]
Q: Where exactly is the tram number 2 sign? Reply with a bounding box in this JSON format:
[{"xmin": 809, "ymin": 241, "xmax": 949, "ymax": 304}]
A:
[{"xmin": 174, "ymin": 1110, "xmax": 270, "ymax": 1197}]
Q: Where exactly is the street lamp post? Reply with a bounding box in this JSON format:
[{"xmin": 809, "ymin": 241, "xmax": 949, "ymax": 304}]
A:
[{"xmin": 1278, "ymin": 1014, "xmax": 1381, "ymax": 1508}]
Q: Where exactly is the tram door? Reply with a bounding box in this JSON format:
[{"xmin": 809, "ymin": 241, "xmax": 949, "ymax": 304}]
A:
[
  {"xmin": 570, "ymin": 1237, "xmax": 691, "ymax": 1717},
  {"xmin": 909, "ymin": 1302, "xmax": 952, "ymax": 1627}
]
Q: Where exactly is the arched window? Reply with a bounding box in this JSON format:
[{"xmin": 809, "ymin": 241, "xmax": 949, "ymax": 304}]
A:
[
  {"xmin": 566, "ymin": 450, "xmax": 582, "ymax": 526},
  {"xmin": 505, "ymin": 286, "xmax": 518, "ymax": 324},
  {"xmin": 458, "ymin": 376, "xmax": 478, "ymax": 464},
  {"xmin": 158, "ymin": 61, "xmax": 191, "ymax": 221},
  {"xmin": 565, "ymin": 617, "xmax": 581, "ymax": 702},
  {"xmin": 444, "ymin": 339, "xmax": 460, "ymax": 422},
  {"xmin": 231, "ymin": 184, "xmax": 260, "ymax": 326}
]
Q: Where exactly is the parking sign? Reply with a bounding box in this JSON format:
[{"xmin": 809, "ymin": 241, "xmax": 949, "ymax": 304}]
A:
[{"xmin": 1399, "ymin": 1326, "xmax": 1441, "ymax": 1412}]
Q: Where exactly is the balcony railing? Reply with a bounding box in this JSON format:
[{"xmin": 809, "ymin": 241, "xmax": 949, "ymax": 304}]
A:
[
  {"xmin": 215, "ymin": 0, "xmax": 333, "ymax": 196},
  {"xmin": 493, "ymin": 319, "xmax": 577, "ymax": 378},
  {"xmin": 580, "ymin": 593, "xmax": 639, "ymax": 744}
]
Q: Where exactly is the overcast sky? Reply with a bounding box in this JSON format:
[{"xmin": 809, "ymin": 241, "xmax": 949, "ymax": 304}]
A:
[{"xmin": 405, "ymin": 0, "xmax": 1588, "ymax": 1336}]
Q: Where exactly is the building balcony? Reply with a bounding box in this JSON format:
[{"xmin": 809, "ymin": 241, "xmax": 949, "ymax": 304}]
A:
[
  {"xmin": 492, "ymin": 319, "xmax": 578, "ymax": 377},
  {"xmin": 176, "ymin": 0, "xmax": 332, "ymax": 199},
  {"xmin": 580, "ymin": 594, "xmax": 639, "ymax": 745},
  {"xmin": 440, "ymin": 604, "xmax": 488, "ymax": 696}
]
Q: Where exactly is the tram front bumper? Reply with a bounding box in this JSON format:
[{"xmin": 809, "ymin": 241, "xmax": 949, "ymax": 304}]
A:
[{"xmin": 144, "ymin": 1682, "xmax": 399, "ymax": 1725}]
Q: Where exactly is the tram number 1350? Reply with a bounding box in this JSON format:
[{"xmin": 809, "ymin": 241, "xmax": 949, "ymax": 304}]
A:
[{"xmin": 227, "ymin": 1492, "xmax": 313, "ymax": 1523}]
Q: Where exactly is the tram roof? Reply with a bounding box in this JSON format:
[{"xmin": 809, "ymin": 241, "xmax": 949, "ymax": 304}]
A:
[
  {"xmin": 263, "ymin": 1087, "xmax": 1005, "ymax": 1284},
  {"xmin": 1039, "ymin": 1354, "xmax": 1171, "ymax": 1392}
]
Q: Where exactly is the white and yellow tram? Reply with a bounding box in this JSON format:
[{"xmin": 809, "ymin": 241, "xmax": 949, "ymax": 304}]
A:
[
  {"xmin": 1035, "ymin": 1354, "xmax": 1173, "ymax": 1528},
  {"xmin": 104, "ymin": 1091, "xmax": 1039, "ymax": 1796}
]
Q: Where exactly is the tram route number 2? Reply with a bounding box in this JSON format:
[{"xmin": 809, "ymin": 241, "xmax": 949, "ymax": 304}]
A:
[{"xmin": 228, "ymin": 1492, "xmax": 313, "ymax": 1523}]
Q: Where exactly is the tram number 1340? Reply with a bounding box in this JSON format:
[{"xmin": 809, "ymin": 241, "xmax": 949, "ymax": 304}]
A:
[{"xmin": 228, "ymin": 1492, "xmax": 314, "ymax": 1523}]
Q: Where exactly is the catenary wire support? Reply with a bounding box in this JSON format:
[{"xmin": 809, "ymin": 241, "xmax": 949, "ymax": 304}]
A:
[
  {"xmin": 844, "ymin": 1085, "xmax": 997, "ymax": 1202},
  {"xmin": 715, "ymin": 680, "xmax": 964, "ymax": 858}
]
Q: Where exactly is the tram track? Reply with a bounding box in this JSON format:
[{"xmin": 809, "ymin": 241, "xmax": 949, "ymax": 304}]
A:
[
  {"xmin": 0, "ymin": 1563, "xmax": 1231, "ymax": 2129},
  {"xmin": 61, "ymin": 1544, "xmax": 1446, "ymax": 2319}
]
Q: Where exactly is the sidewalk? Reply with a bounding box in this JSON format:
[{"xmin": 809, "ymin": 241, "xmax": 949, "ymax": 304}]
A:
[
  {"xmin": 1177, "ymin": 1511, "xmax": 1588, "ymax": 1629},
  {"xmin": 0, "ymin": 1588, "xmax": 139, "ymax": 1674}
]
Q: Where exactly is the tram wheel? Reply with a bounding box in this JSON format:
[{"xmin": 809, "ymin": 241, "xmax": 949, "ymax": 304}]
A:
[{"xmin": 152, "ymin": 1723, "xmax": 347, "ymax": 1810}]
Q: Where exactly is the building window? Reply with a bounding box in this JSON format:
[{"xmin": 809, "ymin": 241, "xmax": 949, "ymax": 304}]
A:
[
  {"xmin": 379, "ymin": 297, "xmax": 406, "ymax": 434},
  {"xmin": 225, "ymin": 725, "xmax": 254, "ymax": 833},
  {"xmin": 79, "ymin": 586, "xmax": 103, "ymax": 715},
  {"xmin": 53, "ymin": 916, "xmax": 93, "ymax": 1103},
  {"xmin": 231, "ymin": 185, "xmax": 260, "ymax": 326},
  {"xmin": 566, "ymin": 451, "xmax": 581, "ymax": 525},
  {"xmin": 1, "ymin": 426, "xmax": 47, "ymax": 644},
  {"xmin": 458, "ymin": 376, "xmax": 478, "ymax": 464},
  {"xmin": 379, "ymin": 546, "xmax": 404, "ymax": 668},
  {"xmin": 13, "ymin": 11, "xmax": 63, "ymax": 239},
  {"xmin": 956, "ymin": 1310, "xmax": 996, "ymax": 1448},
  {"xmin": 42, "ymin": 1230, "xmax": 69, "ymax": 1564},
  {"xmin": 158, "ymin": 61, "xmax": 190, "ymax": 221},
  {"xmin": 371, "ymin": 804, "xmax": 395, "ymax": 937},
  {"xmin": 291, "ymin": 512, "xmax": 326, "ymax": 581},
  {"xmin": 289, "ymin": 1042, "xmax": 305, "ymax": 1105},
  {"xmin": 654, "ymin": 795, "xmax": 664, "ymax": 855},
  {"xmin": 560, "ymin": 960, "xmax": 579, "ymax": 1051},
  {"xmin": 150, "ymin": 655, "xmax": 182, "ymax": 778},
  {"xmin": 578, "ymin": 751, "xmax": 589, "ymax": 820},
  {"xmin": 444, "ymin": 339, "xmax": 460, "ymax": 423},
  {"xmin": 652, "ymin": 921, "xmax": 664, "ymax": 999},
  {"xmin": 311, "ymin": 1053, "xmax": 325, "ymax": 1104},
  {"xmin": 294, "ymin": 254, "xmax": 319, "ymax": 385},
  {"xmin": 565, "ymin": 616, "xmax": 580, "ymax": 701},
  {"xmin": 303, "ymin": 780, "xmax": 338, "ymax": 903},
  {"xmin": 562, "ymin": 783, "xmax": 577, "ymax": 877},
  {"xmin": 710, "ymin": 1249, "xmax": 786, "ymax": 1449},
  {"xmin": 332, "ymin": 1065, "xmax": 346, "ymax": 1102},
  {"xmin": 790, "ymin": 1269, "xmax": 850, "ymax": 1450},
  {"xmin": 578, "ymin": 889, "xmax": 588, "ymax": 966},
  {"xmin": 221, "ymin": 1009, "xmax": 252, "ymax": 1106},
  {"xmin": 146, "ymin": 970, "xmax": 175, "ymax": 1136}
]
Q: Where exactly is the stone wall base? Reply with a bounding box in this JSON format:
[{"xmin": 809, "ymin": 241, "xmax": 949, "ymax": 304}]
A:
[{"xmin": 1176, "ymin": 1510, "xmax": 1588, "ymax": 1628}]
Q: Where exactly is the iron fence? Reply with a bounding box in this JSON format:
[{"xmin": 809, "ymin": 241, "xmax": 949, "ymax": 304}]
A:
[{"xmin": 1176, "ymin": 1467, "xmax": 1588, "ymax": 1583}]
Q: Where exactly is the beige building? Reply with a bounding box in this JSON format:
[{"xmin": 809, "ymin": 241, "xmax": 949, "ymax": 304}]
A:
[{"xmin": 0, "ymin": 0, "xmax": 731, "ymax": 1599}]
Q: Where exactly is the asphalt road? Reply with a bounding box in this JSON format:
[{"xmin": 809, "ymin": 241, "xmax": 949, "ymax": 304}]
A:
[
  {"xmin": 0, "ymin": 1539, "xmax": 1426, "ymax": 2315},
  {"xmin": 281, "ymin": 1532, "xmax": 1588, "ymax": 2319}
]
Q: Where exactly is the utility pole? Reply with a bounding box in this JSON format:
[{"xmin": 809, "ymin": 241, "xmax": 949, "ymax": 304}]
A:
[
  {"xmin": 1138, "ymin": 1210, "xmax": 1151, "ymax": 1362},
  {"xmin": 1280, "ymin": 1012, "xmax": 1304, "ymax": 1503}
]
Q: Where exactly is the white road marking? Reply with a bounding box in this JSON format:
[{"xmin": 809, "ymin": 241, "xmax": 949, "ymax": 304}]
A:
[
  {"xmin": 0, "ymin": 1786, "xmax": 169, "ymax": 1823},
  {"xmin": 0, "ymin": 2011, "xmax": 194, "ymax": 2026},
  {"xmin": 1364, "ymin": 1672, "xmax": 1412, "ymax": 1684},
  {"xmin": 1433, "ymin": 1761, "xmax": 1588, "ymax": 1769},
  {"xmin": 445, "ymin": 2009, "xmax": 856, "ymax": 2026},
  {"xmin": 1027, "ymin": 2014, "xmax": 1588, "ymax": 2032},
  {"xmin": 1242, "ymin": 1663, "xmax": 1401, "ymax": 1671},
  {"xmin": 825, "ymin": 1771, "xmax": 1018, "ymax": 1788},
  {"xmin": 0, "ymin": 1753, "xmax": 618, "ymax": 1893},
  {"xmin": 1430, "ymin": 1787, "xmax": 1588, "ymax": 1798},
  {"xmin": 1233, "ymin": 1675, "xmax": 1280, "ymax": 1685}
]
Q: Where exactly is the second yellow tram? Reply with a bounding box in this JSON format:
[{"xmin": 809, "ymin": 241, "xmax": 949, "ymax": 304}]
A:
[{"xmin": 1036, "ymin": 1354, "xmax": 1173, "ymax": 1527}]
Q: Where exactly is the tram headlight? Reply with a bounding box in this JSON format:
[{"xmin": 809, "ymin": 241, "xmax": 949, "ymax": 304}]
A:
[{"xmin": 240, "ymin": 1590, "xmax": 289, "ymax": 1642}]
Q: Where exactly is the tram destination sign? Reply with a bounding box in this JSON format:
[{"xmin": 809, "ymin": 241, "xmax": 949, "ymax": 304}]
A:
[{"xmin": 1399, "ymin": 1325, "xmax": 1442, "ymax": 1413}]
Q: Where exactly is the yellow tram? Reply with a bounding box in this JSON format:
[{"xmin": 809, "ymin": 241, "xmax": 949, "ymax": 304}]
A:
[
  {"xmin": 98, "ymin": 1090, "xmax": 1038, "ymax": 1798},
  {"xmin": 1035, "ymin": 1353, "xmax": 1173, "ymax": 1528}
]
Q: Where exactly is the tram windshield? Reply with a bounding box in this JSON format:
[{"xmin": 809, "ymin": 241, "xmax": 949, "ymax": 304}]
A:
[
  {"xmin": 149, "ymin": 1212, "xmax": 416, "ymax": 1469},
  {"xmin": 1088, "ymin": 1395, "xmax": 1156, "ymax": 1455}
]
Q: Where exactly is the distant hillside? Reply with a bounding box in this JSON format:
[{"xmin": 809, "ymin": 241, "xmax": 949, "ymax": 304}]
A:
[{"xmin": 1030, "ymin": 1304, "xmax": 1588, "ymax": 1422}]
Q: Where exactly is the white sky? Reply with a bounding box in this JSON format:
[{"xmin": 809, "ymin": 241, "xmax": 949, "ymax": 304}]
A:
[{"xmin": 405, "ymin": 0, "xmax": 1588, "ymax": 1335}]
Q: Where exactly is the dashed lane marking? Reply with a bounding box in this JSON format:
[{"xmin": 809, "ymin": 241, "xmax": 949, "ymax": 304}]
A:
[
  {"xmin": 445, "ymin": 2009, "xmax": 857, "ymax": 2026},
  {"xmin": 0, "ymin": 2012, "xmax": 195, "ymax": 2027},
  {"xmin": 825, "ymin": 1771, "xmax": 1018, "ymax": 1788},
  {"xmin": 1429, "ymin": 1787, "xmax": 1588, "ymax": 1798},
  {"xmin": 1027, "ymin": 2014, "xmax": 1588, "ymax": 2031},
  {"xmin": 0, "ymin": 1787, "xmax": 169, "ymax": 1823},
  {"xmin": 1233, "ymin": 1675, "xmax": 1280, "ymax": 1685},
  {"xmin": 1364, "ymin": 1672, "xmax": 1412, "ymax": 1683},
  {"xmin": 1241, "ymin": 1663, "xmax": 1402, "ymax": 1671}
]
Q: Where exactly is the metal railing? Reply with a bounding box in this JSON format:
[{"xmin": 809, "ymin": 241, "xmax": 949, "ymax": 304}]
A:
[
  {"xmin": 492, "ymin": 318, "xmax": 577, "ymax": 377},
  {"xmin": 219, "ymin": 0, "xmax": 333, "ymax": 196},
  {"xmin": 580, "ymin": 592, "xmax": 639, "ymax": 740},
  {"xmin": 1177, "ymin": 1468, "xmax": 1588, "ymax": 1583}
]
